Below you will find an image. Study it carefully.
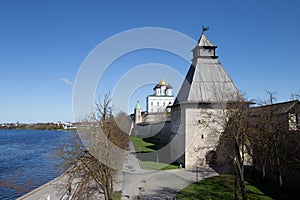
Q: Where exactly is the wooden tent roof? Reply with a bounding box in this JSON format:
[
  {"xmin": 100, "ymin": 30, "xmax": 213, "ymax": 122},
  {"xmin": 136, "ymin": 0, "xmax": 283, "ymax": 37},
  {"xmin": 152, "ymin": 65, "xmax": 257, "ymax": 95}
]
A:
[{"xmin": 174, "ymin": 33, "xmax": 241, "ymax": 105}]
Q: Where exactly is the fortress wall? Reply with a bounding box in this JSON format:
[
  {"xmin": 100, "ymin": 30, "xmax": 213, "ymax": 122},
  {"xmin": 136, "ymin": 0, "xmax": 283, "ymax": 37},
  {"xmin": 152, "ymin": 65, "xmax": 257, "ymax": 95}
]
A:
[{"xmin": 170, "ymin": 105, "xmax": 185, "ymax": 166}]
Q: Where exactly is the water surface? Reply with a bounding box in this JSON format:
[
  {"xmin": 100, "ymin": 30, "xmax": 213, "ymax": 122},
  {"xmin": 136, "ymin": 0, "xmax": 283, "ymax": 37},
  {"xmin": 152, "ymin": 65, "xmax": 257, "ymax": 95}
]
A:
[{"xmin": 0, "ymin": 129, "xmax": 74, "ymax": 200}]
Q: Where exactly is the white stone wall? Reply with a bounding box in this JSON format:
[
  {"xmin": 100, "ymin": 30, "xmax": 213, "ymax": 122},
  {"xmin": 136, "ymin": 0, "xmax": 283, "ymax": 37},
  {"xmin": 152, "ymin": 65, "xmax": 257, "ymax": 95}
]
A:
[
  {"xmin": 147, "ymin": 96, "xmax": 174, "ymax": 113},
  {"xmin": 170, "ymin": 103, "xmax": 226, "ymax": 169},
  {"xmin": 185, "ymin": 106, "xmax": 225, "ymax": 169}
]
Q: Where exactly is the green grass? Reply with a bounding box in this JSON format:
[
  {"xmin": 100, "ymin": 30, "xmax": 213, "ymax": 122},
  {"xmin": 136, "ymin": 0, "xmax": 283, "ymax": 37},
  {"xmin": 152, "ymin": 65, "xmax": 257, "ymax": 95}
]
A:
[
  {"xmin": 129, "ymin": 136, "xmax": 155, "ymax": 153},
  {"xmin": 112, "ymin": 191, "xmax": 121, "ymax": 200},
  {"xmin": 140, "ymin": 161, "xmax": 179, "ymax": 170},
  {"xmin": 130, "ymin": 136, "xmax": 179, "ymax": 170},
  {"xmin": 176, "ymin": 175, "xmax": 273, "ymax": 200}
]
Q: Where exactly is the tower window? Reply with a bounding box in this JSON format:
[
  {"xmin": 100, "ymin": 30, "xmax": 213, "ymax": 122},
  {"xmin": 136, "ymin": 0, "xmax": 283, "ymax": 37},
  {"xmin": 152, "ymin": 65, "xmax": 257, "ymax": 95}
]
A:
[
  {"xmin": 157, "ymin": 102, "xmax": 159, "ymax": 106},
  {"xmin": 151, "ymin": 101, "xmax": 153, "ymax": 106},
  {"xmin": 201, "ymin": 135, "xmax": 204, "ymax": 139},
  {"xmin": 163, "ymin": 102, "xmax": 165, "ymax": 106}
]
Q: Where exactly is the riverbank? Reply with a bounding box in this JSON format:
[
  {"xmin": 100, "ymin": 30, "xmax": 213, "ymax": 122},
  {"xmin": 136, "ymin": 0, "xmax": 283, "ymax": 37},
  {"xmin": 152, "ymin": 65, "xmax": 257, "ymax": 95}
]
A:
[{"xmin": 0, "ymin": 122, "xmax": 76, "ymax": 131}]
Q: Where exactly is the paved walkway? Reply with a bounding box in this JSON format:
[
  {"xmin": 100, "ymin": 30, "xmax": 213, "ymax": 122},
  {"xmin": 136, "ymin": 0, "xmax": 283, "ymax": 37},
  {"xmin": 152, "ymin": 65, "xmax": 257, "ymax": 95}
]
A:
[
  {"xmin": 121, "ymin": 142, "xmax": 218, "ymax": 199},
  {"xmin": 17, "ymin": 141, "xmax": 218, "ymax": 200},
  {"xmin": 16, "ymin": 173, "xmax": 69, "ymax": 200}
]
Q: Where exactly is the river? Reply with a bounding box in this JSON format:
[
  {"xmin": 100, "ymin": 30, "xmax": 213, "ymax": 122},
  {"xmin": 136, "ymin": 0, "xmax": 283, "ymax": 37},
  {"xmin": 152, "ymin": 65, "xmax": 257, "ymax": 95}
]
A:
[{"xmin": 0, "ymin": 129, "xmax": 74, "ymax": 200}]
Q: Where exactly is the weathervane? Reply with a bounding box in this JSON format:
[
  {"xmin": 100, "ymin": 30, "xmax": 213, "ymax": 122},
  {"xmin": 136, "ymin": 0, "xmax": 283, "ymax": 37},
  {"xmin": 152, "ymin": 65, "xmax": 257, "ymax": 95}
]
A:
[{"xmin": 202, "ymin": 26, "xmax": 209, "ymax": 34}]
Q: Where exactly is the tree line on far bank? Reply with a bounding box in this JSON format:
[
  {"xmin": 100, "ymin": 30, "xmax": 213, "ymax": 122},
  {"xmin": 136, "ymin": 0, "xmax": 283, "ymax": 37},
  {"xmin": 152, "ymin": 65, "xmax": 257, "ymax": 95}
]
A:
[{"xmin": 0, "ymin": 122, "xmax": 67, "ymax": 130}]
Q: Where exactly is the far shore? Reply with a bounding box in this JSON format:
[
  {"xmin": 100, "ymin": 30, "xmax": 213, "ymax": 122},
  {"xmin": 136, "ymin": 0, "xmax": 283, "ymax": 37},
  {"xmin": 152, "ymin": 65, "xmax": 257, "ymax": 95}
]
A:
[{"xmin": 0, "ymin": 122, "xmax": 77, "ymax": 131}]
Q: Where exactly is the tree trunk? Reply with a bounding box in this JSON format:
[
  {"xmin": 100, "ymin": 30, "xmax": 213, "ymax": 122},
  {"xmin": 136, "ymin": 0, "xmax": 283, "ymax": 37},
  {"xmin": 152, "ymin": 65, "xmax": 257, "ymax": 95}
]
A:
[
  {"xmin": 234, "ymin": 172, "xmax": 239, "ymax": 200},
  {"xmin": 262, "ymin": 162, "xmax": 266, "ymax": 178},
  {"xmin": 252, "ymin": 157, "xmax": 256, "ymax": 173},
  {"xmin": 104, "ymin": 189, "xmax": 109, "ymax": 200},
  {"xmin": 276, "ymin": 170, "xmax": 283, "ymax": 200},
  {"xmin": 239, "ymin": 172, "xmax": 247, "ymax": 200},
  {"xmin": 110, "ymin": 177, "xmax": 114, "ymax": 198},
  {"xmin": 234, "ymin": 141, "xmax": 247, "ymax": 200}
]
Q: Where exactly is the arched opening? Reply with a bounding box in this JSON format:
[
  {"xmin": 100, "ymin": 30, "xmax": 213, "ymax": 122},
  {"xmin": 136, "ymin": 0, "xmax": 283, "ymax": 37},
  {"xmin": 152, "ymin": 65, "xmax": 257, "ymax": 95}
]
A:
[{"xmin": 205, "ymin": 150, "xmax": 217, "ymax": 165}]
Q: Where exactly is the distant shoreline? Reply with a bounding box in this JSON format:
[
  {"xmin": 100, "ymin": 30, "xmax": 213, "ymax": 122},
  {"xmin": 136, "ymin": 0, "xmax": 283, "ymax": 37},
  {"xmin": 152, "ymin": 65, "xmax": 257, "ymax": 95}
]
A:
[{"xmin": 0, "ymin": 122, "xmax": 77, "ymax": 131}]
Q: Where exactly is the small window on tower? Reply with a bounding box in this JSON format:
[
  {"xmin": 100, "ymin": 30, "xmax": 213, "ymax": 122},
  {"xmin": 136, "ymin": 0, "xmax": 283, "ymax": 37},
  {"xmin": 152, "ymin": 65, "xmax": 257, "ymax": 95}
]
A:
[
  {"xmin": 157, "ymin": 102, "xmax": 159, "ymax": 106},
  {"xmin": 151, "ymin": 102, "xmax": 153, "ymax": 106},
  {"xmin": 163, "ymin": 102, "xmax": 165, "ymax": 106}
]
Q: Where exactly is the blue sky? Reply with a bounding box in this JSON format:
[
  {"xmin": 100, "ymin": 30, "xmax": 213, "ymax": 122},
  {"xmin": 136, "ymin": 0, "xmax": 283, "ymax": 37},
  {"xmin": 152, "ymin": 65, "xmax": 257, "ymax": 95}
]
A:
[{"xmin": 0, "ymin": 0, "xmax": 299, "ymax": 123}]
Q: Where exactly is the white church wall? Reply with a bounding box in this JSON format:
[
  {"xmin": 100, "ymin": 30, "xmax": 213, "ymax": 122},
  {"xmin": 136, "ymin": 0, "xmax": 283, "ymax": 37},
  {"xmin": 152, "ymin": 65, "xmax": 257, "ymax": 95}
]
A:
[{"xmin": 147, "ymin": 96, "xmax": 174, "ymax": 113}]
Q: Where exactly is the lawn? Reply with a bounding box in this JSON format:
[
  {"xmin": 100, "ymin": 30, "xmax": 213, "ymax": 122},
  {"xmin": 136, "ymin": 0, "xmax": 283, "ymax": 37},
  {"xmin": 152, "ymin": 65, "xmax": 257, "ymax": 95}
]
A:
[
  {"xmin": 129, "ymin": 136, "xmax": 155, "ymax": 153},
  {"xmin": 112, "ymin": 191, "xmax": 121, "ymax": 200},
  {"xmin": 140, "ymin": 161, "xmax": 179, "ymax": 170},
  {"xmin": 176, "ymin": 175, "xmax": 273, "ymax": 200},
  {"xmin": 129, "ymin": 136, "xmax": 179, "ymax": 170}
]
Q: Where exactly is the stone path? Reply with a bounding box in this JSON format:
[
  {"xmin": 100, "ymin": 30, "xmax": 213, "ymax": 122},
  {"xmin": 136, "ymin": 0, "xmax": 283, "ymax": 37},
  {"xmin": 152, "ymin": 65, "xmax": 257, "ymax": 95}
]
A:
[
  {"xmin": 17, "ymin": 141, "xmax": 218, "ymax": 200},
  {"xmin": 121, "ymin": 142, "xmax": 218, "ymax": 199}
]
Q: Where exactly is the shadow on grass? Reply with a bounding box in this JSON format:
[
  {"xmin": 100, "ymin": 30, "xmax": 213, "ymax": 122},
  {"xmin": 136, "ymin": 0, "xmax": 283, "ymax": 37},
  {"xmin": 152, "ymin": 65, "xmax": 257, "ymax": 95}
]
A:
[
  {"xmin": 176, "ymin": 175, "xmax": 273, "ymax": 200},
  {"xmin": 244, "ymin": 166, "xmax": 300, "ymax": 200}
]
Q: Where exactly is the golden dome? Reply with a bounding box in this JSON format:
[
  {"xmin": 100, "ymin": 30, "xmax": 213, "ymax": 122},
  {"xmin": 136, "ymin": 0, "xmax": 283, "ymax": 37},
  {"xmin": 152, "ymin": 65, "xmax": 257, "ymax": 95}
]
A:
[{"xmin": 159, "ymin": 78, "xmax": 166, "ymax": 86}]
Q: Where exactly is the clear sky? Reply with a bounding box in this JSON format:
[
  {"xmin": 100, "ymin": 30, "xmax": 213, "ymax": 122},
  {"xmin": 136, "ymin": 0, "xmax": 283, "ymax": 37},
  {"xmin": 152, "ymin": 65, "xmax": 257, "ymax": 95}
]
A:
[{"xmin": 0, "ymin": 0, "xmax": 299, "ymax": 123}]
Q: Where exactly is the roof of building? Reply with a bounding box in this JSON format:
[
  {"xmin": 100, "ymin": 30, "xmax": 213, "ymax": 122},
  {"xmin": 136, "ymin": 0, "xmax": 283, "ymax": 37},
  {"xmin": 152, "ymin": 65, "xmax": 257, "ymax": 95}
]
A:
[
  {"xmin": 166, "ymin": 83, "xmax": 173, "ymax": 89},
  {"xmin": 159, "ymin": 78, "xmax": 167, "ymax": 86},
  {"xmin": 135, "ymin": 101, "xmax": 141, "ymax": 109},
  {"xmin": 147, "ymin": 94, "xmax": 174, "ymax": 97},
  {"xmin": 251, "ymin": 100, "xmax": 300, "ymax": 114},
  {"xmin": 153, "ymin": 78, "xmax": 172, "ymax": 90},
  {"xmin": 196, "ymin": 33, "xmax": 215, "ymax": 47},
  {"xmin": 174, "ymin": 33, "xmax": 241, "ymax": 105}
]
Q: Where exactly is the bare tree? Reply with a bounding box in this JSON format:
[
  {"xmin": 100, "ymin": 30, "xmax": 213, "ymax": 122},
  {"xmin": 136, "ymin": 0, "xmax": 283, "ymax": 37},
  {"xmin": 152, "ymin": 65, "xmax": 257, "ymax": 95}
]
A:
[
  {"xmin": 219, "ymin": 101, "xmax": 252, "ymax": 200},
  {"xmin": 199, "ymin": 95, "xmax": 252, "ymax": 200},
  {"xmin": 290, "ymin": 93, "xmax": 300, "ymax": 101},
  {"xmin": 249, "ymin": 99, "xmax": 300, "ymax": 199},
  {"xmin": 265, "ymin": 90, "xmax": 277, "ymax": 105},
  {"xmin": 57, "ymin": 93, "xmax": 129, "ymax": 200}
]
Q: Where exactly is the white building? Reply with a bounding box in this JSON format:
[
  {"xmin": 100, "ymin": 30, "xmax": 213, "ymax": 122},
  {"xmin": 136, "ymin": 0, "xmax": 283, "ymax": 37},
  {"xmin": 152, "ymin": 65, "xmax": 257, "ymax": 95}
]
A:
[{"xmin": 146, "ymin": 78, "xmax": 174, "ymax": 113}]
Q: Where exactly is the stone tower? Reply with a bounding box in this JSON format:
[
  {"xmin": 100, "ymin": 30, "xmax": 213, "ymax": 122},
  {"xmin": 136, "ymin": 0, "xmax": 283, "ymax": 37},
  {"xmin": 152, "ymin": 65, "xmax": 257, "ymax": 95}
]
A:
[
  {"xmin": 170, "ymin": 31, "xmax": 241, "ymax": 169},
  {"xmin": 134, "ymin": 101, "xmax": 142, "ymax": 124}
]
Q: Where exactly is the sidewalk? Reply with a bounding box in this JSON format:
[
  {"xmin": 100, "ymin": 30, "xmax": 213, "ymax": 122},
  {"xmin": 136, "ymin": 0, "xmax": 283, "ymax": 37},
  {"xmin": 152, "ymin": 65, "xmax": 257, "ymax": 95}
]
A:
[
  {"xmin": 121, "ymin": 142, "xmax": 219, "ymax": 199},
  {"xmin": 17, "ymin": 141, "xmax": 218, "ymax": 200},
  {"xmin": 17, "ymin": 173, "xmax": 69, "ymax": 200}
]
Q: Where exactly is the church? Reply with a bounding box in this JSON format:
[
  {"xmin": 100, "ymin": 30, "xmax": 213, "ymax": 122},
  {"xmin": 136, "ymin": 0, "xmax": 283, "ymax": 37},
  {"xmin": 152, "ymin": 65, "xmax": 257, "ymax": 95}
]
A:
[
  {"xmin": 133, "ymin": 78, "xmax": 174, "ymax": 124},
  {"xmin": 146, "ymin": 78, "xmax": 174, "ymax": 113}
]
